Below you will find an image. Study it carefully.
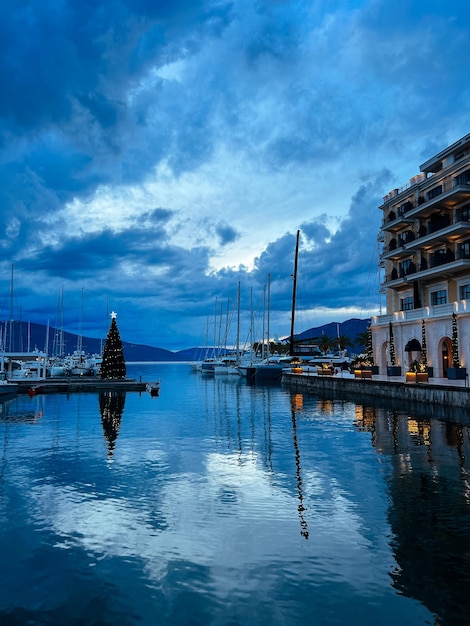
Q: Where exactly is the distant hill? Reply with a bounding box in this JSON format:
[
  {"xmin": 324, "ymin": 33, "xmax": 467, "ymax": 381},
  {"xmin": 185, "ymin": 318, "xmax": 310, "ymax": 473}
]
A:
[
  {"xmin": 1, "ymin": 321, "xmax": 191, "ymax": 362},
  {"xmin": 294, "ymin": 318, "xmax": 370, "ymax": 346},
  {"xmin": 1, "ymin": 318, "xmax": 371, "ymax": 361}
]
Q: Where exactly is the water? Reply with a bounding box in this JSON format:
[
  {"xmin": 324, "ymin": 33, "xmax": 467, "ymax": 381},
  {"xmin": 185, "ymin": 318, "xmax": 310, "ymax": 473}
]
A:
[{"xmin": 0, "ymin": 363, "xmax": 469, "ymax": 625}]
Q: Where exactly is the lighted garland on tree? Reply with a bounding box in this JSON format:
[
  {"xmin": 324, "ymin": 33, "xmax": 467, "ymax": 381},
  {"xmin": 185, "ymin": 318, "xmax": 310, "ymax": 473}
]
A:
[
  {"xmin": 421, "ymin": 319, "xmax": 427, "ymax": 368},
  {"xmin": 389, "ymin": 322, "xmax": 396, "ymax": 366},
  {"xmin": 451, "ymin": 312, "xmax": 460, "ymax": 368},
  {"xmin": 101, "ymin": 312, "xmax": 127, "ymax": 380}
]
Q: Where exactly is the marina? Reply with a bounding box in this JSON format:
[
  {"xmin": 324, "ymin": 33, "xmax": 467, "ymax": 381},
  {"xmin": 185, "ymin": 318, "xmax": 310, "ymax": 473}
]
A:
[{"xmin": 0, "ymin": 361, "xmax": 469, "ymax": 625}]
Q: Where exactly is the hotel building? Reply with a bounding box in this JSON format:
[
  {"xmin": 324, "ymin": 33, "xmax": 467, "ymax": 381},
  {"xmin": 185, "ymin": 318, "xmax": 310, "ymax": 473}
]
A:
[{"xmin": 371, "ymin": 133, "xmax": 470, "ymax": 378}]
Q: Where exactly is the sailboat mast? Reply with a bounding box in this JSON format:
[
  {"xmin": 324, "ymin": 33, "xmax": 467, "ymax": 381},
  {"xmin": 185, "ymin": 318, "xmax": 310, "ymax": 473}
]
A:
[
  {"xmin": 9, "ymin": 263, "xmax": 14, "ymax": 352},
  {"xmin": 236, "ymin": 281, "xmax": 241, "ymax": 359},
  {"xmin": 289, "ymin": 230, "xmax": 300, "ymax": 357},
  {"xmin": 266, "ymin": 273, "xmax": 271, "ymax": 360}
]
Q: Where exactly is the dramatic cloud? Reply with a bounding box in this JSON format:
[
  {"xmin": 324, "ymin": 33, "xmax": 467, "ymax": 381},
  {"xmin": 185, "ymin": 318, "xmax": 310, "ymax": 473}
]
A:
[{"xmin": 0, "ymin": 0, "xmax": 469, "ymax": 349}]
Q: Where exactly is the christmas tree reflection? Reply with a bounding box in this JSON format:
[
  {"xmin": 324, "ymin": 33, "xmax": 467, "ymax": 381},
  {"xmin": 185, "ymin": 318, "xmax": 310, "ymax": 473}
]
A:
[{"xmin": 99, "ymin": 391, "xmax": 126, "ymax": 457}]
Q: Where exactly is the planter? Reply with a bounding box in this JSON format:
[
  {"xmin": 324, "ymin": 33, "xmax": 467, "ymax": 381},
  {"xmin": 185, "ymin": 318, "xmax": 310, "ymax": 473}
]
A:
[
  {"xmin": 406, "ymin": 372, "xmax": 429, "ymax": 384},
  {"xmin": 370, "ymin": 366, "xmax": 379, "ymax": 375},
  {"xmin": 387, "ymin": 366, "xmax": 402, "ymax": 376},
  {"xmin": 426, "ymin": 367, "xmax": 434, "ymax": 378},
  {"xmin": 354, "ymin": 369, "xmax": 372, "ymax": 379},
  {"xmin": 447, "ymin": 367, "xmax": 467, "ymax": 380}
]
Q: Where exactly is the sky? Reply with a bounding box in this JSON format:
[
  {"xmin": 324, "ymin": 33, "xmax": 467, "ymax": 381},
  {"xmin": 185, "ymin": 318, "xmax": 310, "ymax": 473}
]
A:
[{"xmin": 1, "ymin": 0, "xmax": 469, "ymax": 351}]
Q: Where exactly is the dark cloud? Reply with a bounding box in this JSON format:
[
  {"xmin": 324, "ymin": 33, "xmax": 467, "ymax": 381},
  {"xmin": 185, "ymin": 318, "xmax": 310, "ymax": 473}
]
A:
[
  {"xmin": 0, "ymin": 1, "xmax": 468, "ymax": 348},
  {"xmin": 215, "ymin": 223, "xmax": 239, "ymax": 245}
]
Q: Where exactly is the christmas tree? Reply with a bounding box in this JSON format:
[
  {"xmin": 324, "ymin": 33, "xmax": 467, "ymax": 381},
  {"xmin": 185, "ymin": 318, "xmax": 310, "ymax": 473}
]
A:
[{"xmin": 101, "ymin": 312, "xmax": 127, "ymax": 379}]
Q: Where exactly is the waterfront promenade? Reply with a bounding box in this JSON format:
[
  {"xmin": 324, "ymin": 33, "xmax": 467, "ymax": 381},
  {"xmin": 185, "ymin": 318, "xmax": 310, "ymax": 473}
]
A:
[{"xmin": 282, "ymin": 369, "xmax": 470, "ymax": 416}]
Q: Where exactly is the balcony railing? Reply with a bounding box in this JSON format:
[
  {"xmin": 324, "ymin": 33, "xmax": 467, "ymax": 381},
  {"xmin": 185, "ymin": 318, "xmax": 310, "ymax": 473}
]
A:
[
  {"xmin": 372, "ymin": 302, "xmax": 461, "ymax": 326},
  {"xmin": 429, "ymin": 249, "xmax": 455, "ymax": 268}
]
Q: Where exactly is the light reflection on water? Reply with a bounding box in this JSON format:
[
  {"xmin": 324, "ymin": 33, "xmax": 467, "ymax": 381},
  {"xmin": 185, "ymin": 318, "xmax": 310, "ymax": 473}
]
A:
[{"xmin": 0, "ymin": 362, "xmax": 468, "ymax": 624}]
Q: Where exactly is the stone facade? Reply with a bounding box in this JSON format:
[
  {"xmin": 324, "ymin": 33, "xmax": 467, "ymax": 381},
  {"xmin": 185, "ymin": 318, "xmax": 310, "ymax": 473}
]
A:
[{"xmin": 372, "ymin": 133, "xmax": 470, "ymax": 378}]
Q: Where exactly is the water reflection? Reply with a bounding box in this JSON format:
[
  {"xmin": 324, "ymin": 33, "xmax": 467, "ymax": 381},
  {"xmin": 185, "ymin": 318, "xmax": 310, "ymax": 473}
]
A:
[
  {"xmin": 3, "ymin": 365, "xmax": 470, "ymax": 625},
  {"xmin": 354, "ymin": 402, "xmax": 470, "ymax": 624},
  {"xmin": 290, "ymin": 394, "xmax": 309, "ymax": 539},
  {"xmin": 99, "ymin": 391, "xmax": 126, "ymax": 457}
]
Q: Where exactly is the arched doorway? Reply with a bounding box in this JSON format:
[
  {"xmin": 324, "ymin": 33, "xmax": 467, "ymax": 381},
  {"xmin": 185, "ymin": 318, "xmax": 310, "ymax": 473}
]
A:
[
  {"xmin": 404, "ymin": 338, "xmax": 422, "ymax": 369},
  {"xmin": 441, "ymin": 338, "xmax": 452, "ymax": 377}
]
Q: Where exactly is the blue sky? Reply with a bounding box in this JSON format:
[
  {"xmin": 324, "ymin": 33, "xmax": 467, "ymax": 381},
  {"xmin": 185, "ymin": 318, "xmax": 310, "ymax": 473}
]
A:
[{"xmin": 1, "ymin": 0, "xmax": 469, "ymax": 350}]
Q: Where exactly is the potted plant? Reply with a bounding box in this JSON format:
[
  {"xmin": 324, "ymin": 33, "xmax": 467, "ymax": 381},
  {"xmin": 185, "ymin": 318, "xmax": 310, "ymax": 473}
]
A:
[
  {"xmin": 387, "ymin": 322, "xmax": 401, "ymax": 376},
  {"xmin": 447, "ymin": 313, "xmax": 467, "ymax": 380},
  {"xmin": 351, "ymin": 355, "xmax": 373, "ymax": 378},
  {"xmin": 406, "ymin": 360, "xmax": 429, "ymax": 383}
]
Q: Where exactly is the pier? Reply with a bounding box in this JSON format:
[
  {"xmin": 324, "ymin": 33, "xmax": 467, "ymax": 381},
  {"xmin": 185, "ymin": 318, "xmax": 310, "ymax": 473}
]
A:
[{"xmin": 14, "ymin": 377, "xmax": 148, "ymax": 395}]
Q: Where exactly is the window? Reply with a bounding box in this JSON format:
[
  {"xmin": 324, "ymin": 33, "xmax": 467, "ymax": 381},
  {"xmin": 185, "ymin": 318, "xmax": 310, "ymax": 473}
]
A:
[
  {"xmin": 455, "ymin": 169, "xmax": 470, "ymax": 185},
  {"xmin": 460, "ymin": 284, "xmax": 470, "ymax": 300},
  {"xmin": 399, "ymin": 259, "xmax": 416, "ymax": 276},
  {"xmin": 456, "ymin": 203, "xmax": 470, "ymax": 222},
  {"xmin": 458, "ymin": 240, "xmax": 470, "ymax": 260},
  {"xmin": 431, "ymin": 290, "xmax": 447, "ymax": 305},
  {"xmin": 427, "ymin": 185, "xmax": 443, "ymax": 200},
  {"xmin": 400, "ymin": 296, "xmax": 414, "ymax": 311}
]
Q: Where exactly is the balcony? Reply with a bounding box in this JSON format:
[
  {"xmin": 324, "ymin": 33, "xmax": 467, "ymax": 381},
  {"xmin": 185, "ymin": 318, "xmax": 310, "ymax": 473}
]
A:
[
  {"xmin": 404, "ymin": 257, "xmax": 470, "ymax": 283},
  {"xmin": 382, "ymin": 203, "xmax": 416, "ymax": 232},
  {"xmin": 399, "ymin": 178, "xmax": 470, "ymax": 221},
  {"xmin": 381, "ymin": 234, "xmax": 415, "ymax": 260},
  {"xmin": 382, "ymin": 252, "xmax": 470, "ymax": 288}
]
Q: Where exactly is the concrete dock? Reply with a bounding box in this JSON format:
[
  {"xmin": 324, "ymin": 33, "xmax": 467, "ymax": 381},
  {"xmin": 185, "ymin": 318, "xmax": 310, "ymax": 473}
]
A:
[
  {"xmin": 282, "ymin": 370, "xmax": 470, "ymax": 420},
  {"xmin": 14, "ymin": 377, "xmax": 148, "ymax": 395}
]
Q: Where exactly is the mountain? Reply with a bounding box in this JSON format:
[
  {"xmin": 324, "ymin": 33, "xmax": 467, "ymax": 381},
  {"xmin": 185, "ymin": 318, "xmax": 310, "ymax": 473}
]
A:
[
  {"xmin": 1, "ymin": 321, "xmax": 193, "ymax": 362},
  {"xmin": 293, "ymin": 318, "xmax": 371, "ymax": 348},
  {"xmin": 1, "ymin": 318, "xmax": 371, "ymax": 361}
]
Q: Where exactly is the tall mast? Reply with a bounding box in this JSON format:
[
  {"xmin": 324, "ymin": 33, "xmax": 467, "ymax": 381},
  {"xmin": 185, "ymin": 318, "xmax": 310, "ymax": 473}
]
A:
[
  {"xmin": 9, "ymin": 263, "xmax": 14, "ymax": 352},
  {"xmin": 77, "ymin": 287, "xmax": 84, "ymax": 353},
  {"xmin": 266, "ymin": 273, "xmax": 271, "ymax": 360},
  {"xmin": 236, "ymin": 281, "xmax": 241, "ymax": 359},
  {"xmin": 289, "ymin": 230, "xmax": 300, "ymax": 357}
]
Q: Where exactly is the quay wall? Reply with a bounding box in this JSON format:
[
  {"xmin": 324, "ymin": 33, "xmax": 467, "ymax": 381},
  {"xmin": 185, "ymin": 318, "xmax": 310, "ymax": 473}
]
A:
[{"xmin": 282, "ymin": 373, "xmax": 470, "ymax": 413}]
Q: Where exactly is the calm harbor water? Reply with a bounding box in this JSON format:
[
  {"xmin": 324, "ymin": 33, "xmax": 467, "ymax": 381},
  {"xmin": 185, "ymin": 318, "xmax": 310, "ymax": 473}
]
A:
[{"xmin": 1, "ymin": 362, "xmax": 469, "ymax": 626}]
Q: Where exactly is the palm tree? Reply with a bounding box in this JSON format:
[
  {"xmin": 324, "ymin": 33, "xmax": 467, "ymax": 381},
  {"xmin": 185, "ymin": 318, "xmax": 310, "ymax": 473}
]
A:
[
  {"xmin": 316, "ymin": 334, "xmax": 335, "ymax": 355},
  {"xmin": 337, "ymin": 334, "xmax": 353, "ymax": 351},
  {"xmin": 355, "ymin": 330, "xmax": 369, "ymax": 351}
]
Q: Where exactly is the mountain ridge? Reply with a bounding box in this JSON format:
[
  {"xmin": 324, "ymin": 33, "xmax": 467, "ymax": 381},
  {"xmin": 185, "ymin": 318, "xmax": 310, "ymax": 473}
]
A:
[{"xmin": 1, "ymin": 318, "xmax": 371, "ymax": 361}]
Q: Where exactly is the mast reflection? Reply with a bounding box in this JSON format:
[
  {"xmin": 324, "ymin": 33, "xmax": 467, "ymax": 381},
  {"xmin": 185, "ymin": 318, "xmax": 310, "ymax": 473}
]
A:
[
  {"xmin": 290, "ymin": 393, "xmax": 309, "ymax": 539},
  {"xmin": 99, "ymin": 391, "xmax": 126, "ymax": 457}
]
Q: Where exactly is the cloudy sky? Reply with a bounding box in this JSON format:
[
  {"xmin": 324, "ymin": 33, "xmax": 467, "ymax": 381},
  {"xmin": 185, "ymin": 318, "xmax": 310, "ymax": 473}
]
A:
[{"xmin": 1, "ymin": 0, "xmax": 469, "ymax": 350}]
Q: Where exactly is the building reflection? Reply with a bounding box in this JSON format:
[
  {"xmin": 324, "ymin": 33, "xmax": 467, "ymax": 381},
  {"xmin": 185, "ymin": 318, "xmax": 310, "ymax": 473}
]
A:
[
  {"xmin": 354, "ymin": 402, "xmax": 470, "ymax": 623},
  {"xmin": 99, "ymin": 391, "xmax": 126, "ymax": 457}
]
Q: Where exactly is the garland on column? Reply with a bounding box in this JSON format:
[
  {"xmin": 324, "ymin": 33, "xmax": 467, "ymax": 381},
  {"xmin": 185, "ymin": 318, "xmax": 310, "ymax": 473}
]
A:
[
  {"xmin": 366, "ymin": 325, "xmax": 374, "ymax": 366},
  {"xmin": 389, "ymin": 322, "xmax": 396, "ymax": 366},
  {"xmin": 421, "ymin": 319, "xmax": 427, "ymax": 367},
  {"xmin": 451, "ymin": 312, "xmax": 460, "ymax": 368}
]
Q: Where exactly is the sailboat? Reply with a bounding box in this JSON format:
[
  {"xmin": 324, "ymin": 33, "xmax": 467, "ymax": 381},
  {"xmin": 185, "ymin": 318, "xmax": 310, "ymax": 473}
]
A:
[
  {"xmin": 67, "ymin": 289, "xmax": 92, "ymax": 376},
  {"xmin": 254, "ymin": 232, "xmax": 301, "ymax": 382}
]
